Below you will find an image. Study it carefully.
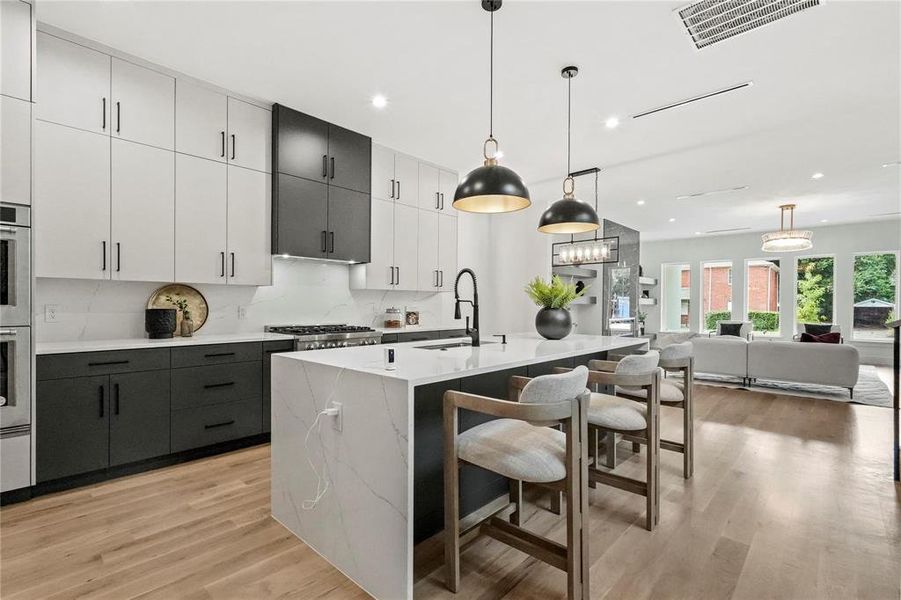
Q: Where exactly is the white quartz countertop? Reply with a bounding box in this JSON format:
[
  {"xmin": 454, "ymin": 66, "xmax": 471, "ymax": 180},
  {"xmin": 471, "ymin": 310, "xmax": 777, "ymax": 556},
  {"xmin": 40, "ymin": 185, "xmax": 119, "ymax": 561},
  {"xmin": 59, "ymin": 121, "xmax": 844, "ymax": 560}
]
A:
[
  {"xmin": 274, "ymin": 333, "xmax": 646, "ymax": 385},
  {"xmin": 374, "ymin": 324, "xmax": 465, "ymax": 334},
  {"xmin": 36, "ymin": 332, "xmax": 296, "ymax": 355}
]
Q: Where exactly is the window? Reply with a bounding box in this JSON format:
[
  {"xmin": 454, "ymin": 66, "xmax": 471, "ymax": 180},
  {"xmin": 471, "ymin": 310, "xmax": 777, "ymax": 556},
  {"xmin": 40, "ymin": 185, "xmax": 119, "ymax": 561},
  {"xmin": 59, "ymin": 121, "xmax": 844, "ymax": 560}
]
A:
[
  {"xmin": 746, "ymin": 259, "xmax": 781, "ymax": 335},
  {"xmin": 702, "ymin": 261, "xmax": 733, "ymax": 331},
  {"xmin": 852, "ymin": 252, "xmax": 898, "ymax": 341},
  {"xmin": 661, "ymin": 263, "xmax": 691, "ymax": 331},
  {"xmin": 796, "ymin": 256, "xmax": 835, "ymax": 328}
]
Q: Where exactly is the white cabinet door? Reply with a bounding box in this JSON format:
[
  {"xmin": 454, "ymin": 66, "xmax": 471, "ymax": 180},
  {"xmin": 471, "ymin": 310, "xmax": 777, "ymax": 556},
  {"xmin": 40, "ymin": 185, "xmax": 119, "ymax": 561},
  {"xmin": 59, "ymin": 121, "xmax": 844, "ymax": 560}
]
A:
[
  {"xmin": 175, "ymin": 80, "xmax": 227, "ymax": 163},
  {"xmin": 1, "ymin": 0, "xmax": 32, "ymax": 101},
  {"xmin": 438, "ymin": 169, "xmax": 457, "ymax": 214},
  {"xmin": 1, "ymin": 96, "xmax": 31, "ymax": 205},
  {"xmin": 111, "ymin": 58, "xmax": 174, "ymax": 150},
  {"xmin": 416, "ymin": 210, "xmax": 439, "ymax": 292},
  {"xmin": 438, "ymin": 214, "xmax": 457, "ymax": 292},
  {"xmin": 34, "ymin": 121, "xmax": 110, "ymax": 279},
  {"xmin": 36, "ymin": 32, "xmax": 110, "ymax": 135},
  {"xmin": 394, "ymin": 203, "xmax": 419, "ymax": 291},
  {"xmin": 371, "ymin": 143, "xmax": 395, "ymax": 201},
  {"xmin": 227, "ymin": 98, "xmax": 270, "ymax": 173},
  {"xmin": 418, "ymin": 163, "xmax": 440, "ymax": 212},
  {"xmin": 111, "ymin": 139, "xmax": 174, "ymax": 282},
  {"xmin": 175, "ymin": 154, "xmax": 227, "ymax": 284},
  {"xmin": 393, "ymin": 153, "xmax": 419, "ymax": 208},
  {"xmin": 227, "ymin": 166, "xmax": 271, "ymax": 286},
  {"xmin": 359, "ymin": 198, "xmax": 395, "ymax": 289}
]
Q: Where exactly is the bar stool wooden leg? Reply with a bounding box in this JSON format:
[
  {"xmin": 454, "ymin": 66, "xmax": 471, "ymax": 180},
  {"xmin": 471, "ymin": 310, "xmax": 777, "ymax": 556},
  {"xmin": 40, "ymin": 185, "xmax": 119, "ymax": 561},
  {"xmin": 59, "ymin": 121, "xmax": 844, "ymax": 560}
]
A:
[
  {"xmin": 509, "ymin": 479, "xmax": 522, "ymax": 526},
  {"xmin": 645, "ymin": 383, "xmax": 659, "ymax": 531},
  {"xmin": 632, "ymin": 441, "xmax": 641, "ymax": 453},
  {"xmin": 550, "ymin": 490, "xmax": 563, "ymax": 514},
  {"xmin": 683, "ymin": 367, "xmax": 694, "ymax": 480},
  {"xmin": 605, "ymin": 432, "xmax": 617, "ymax": 468},
  {"xmin": 443, "ymin": 404, "xmax": 460, "ymax": 592}
]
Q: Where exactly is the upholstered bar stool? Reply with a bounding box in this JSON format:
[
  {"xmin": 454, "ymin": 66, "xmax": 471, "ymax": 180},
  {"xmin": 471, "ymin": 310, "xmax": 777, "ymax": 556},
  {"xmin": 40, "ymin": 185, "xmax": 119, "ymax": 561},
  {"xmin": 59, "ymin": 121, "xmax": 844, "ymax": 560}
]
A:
[
  {"xmin": 444, "ymin": 366, "xmax": 591, "ymax": 599},
  {"xmin": 617, "ymin": 342, "xmax": 695, "ymax": 479},
  {"xmin": 575, "ymin": 353, "xmax": 662, "ymax": 531}
]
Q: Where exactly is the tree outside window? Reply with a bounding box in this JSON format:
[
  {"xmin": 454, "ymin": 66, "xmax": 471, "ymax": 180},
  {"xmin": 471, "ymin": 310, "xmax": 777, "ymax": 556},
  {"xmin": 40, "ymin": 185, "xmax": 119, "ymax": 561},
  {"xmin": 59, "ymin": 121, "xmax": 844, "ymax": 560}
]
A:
[
  {"xmin": 852, "ymin": 253, "xmax": 897, "ymax": 340},
  {"xmin": 796, "ymin": 256, "xmax": 834, "ymax": 326}
]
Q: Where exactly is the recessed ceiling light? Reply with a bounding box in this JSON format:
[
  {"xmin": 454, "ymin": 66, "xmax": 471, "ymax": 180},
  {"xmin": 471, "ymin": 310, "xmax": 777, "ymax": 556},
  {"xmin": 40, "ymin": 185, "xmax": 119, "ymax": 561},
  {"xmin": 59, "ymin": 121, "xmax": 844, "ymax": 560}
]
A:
[
  {"xmin": 820, "ymin": 219, "xmax": 828, "ymax": 223},
  {"xmin": 604, "ymin": 116, "xmax": 619, "ymax": 129},
  {"xmin": 371, "ymin": 94, "xmax": 388, "ymax": 108},
  {"xmin": 694, "ymin": 231, "xmax": 702, "ymax": 235},
  {"xmin": 669, "ymin": 217, "xmax": 676, "ymax": 222},
  {"xmin": 637, "ymin": 200, "xmax": 645, "ymax": 206},
  {"xmin": 811, "ymin": 172, "xmax": 824, "ymax": 179},
  {"xmin": 883, "ymin": 161, "xmax": 901, "ymax": 168}
]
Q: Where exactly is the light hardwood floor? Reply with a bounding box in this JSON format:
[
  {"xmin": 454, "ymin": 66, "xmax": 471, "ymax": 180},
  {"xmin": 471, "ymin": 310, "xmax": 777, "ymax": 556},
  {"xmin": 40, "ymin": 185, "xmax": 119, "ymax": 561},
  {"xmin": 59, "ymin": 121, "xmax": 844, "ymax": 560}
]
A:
[{"xmin": 2, "ymin": 384, "xmax": 898, "ymax": 599}]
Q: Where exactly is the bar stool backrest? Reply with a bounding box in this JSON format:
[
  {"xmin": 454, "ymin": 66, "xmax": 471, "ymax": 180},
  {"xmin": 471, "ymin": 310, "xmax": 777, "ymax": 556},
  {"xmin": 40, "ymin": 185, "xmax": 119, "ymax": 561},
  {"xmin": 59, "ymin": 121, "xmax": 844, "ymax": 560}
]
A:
[
  {"xmin": 520, "ymin": 365, "xmax": 589, "ymax": 404},
  {"xmin": 614, "ymin": 351, "xmax": 660, "ymax": 376}
]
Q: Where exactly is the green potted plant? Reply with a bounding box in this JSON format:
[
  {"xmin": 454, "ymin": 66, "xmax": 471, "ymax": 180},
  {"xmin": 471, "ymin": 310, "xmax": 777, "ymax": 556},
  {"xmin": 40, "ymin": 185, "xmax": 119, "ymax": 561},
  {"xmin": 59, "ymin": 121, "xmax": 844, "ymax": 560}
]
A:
[
  {"xmin": 166, "ymin": 295, "xmax": 194, "ymax": 337},
  {"xmin": 637, "ymin": 311, "xmax": 647, "ymax": 336},
  {"xmin": 525, "ymin": 275, "xmax": 587, "ymax": 340}
]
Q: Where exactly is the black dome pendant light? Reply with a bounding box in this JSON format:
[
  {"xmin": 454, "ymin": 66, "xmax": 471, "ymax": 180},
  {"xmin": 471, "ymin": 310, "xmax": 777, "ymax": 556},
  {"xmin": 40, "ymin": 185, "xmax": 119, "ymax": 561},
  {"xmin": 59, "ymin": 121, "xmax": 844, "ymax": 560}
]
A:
[
  {"xmin": 537, "ymin": 66, "xmax": 600, "ymax": 234},
  {"xmin": 453, "ymin": 0, "xmax": 531, "ymax": 214}
]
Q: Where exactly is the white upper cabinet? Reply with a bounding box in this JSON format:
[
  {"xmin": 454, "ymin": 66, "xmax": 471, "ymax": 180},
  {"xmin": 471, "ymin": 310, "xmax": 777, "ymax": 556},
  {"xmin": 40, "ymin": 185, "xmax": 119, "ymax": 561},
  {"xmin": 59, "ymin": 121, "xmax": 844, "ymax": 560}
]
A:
[
  {"xmin": 227, "ymin": 97, "xmax": 271, "ymax": 173},
  {"xmin": 371, "ymin": 144, "xmax": 395, "ymax": 201},
  {"xmin": 111, "ymin": 58, "xmax": 174, "ymax": 150},
  {"xmin": 1, "ymin": 0, "xmax": 32, "ymax": 101},
  {"xmin": 36, "ymin": 32, "xmax": 110, "ymax": 134},
  {"xmin": 355, "ymin": 198, "xmax": 394, "ymax": 289},
  {"xmin": 417, "ymin": 210, "xmax": 440, "ymax": 292},
  {"xmin": 438, "ymin": 214, "xmax": 457, "ymax": 290},
  {"xmin": 110, "ymin": 139, "xmax": 175, "ymax": 282},
  {"xmin": 393, "ymin": 153, "xmax": 419, "ymax": 208},
  {"xmin": 438, "ymin": 169, "xmax": 458, "ymax": 214},
  {"xmin": 176, "ymin": 81, "xmax": 228, "ymax": 163},
  {"xmin": 34, "ymin": 121, "xmax": 111, "ymax": 280},
  {"xmin": 418, "ymin": 163, "xmax": 440, "ymax": 212},
  {"xmin": 175, "ymin": 154, "xmax": 227, "ymax": 284},
  {"xmin": 226, "ymin": 166, "xmax": 271, "ymax": 285},
  {"xmin": 1, "ymin": 96, "xmax": 31, "ymax": 205},
  {"xmin": 393, "ymin": 203, "xmax": 419, "ymax": 292}
]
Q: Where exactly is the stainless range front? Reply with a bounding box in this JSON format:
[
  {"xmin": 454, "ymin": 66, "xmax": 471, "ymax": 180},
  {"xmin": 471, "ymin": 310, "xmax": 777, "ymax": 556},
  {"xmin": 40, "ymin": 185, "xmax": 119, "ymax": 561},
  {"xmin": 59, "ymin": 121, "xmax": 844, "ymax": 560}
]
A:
[{"xmin": 265, "ymin": 324, "xmax": 382, "ymax": 351}]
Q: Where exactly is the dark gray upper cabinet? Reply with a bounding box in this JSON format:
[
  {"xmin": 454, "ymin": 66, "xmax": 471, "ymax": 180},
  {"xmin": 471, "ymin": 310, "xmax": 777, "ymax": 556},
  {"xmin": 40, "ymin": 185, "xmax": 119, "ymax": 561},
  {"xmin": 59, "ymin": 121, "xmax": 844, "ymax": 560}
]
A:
[
  {"xmin": 274, "ymin": 173, "xmax": 329, "ymax": 258},
  {"xmin": 273, "ymin": 105, "xmax": 329, "ymax": 182},
  {"xmin": 109, "ymin": 370, "xmax": 171, "ymax": 467},
  {"xmin": 272, "ymin": 103, "xmax": 371, "ymax": 260},
  {"xmin": 327, "ymin": 124, "xmax": 371, "ymax": 194},
  {"xmin": 327, "ymin": 187, "xmax": 371, "ymax": 262}
]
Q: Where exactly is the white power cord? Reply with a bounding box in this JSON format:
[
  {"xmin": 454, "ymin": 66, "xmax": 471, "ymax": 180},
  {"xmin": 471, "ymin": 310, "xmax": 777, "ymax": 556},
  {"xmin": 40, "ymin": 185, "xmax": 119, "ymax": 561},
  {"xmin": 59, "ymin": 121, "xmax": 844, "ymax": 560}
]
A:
[{"xmin": 302, "ymin": 404, "xmax": 340, "ymax": 510}]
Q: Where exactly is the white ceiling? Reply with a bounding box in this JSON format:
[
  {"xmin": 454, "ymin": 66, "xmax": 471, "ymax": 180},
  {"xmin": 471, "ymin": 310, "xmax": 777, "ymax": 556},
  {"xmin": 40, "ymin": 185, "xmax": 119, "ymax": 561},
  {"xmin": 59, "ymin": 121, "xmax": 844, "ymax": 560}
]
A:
[{"xmin": 38, "ymin": 0, "xmax": 901, "ymax": 241}]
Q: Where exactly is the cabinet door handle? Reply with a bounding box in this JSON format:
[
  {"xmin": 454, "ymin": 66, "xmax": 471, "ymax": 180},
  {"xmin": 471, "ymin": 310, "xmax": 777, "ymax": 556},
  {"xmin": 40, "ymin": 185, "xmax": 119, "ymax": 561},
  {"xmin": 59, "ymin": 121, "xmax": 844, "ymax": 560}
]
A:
[
  {"xmin": 321, "ymin": 230, "xmax": 327, "ymax": 253},
  {"xmin": 396, "ymin": 180, "xmax": 401, "ymax": 199},
  {"xmin": 116, "ymin": 242, "xmax": 121, "ymax": 272},
  {"xmin": 441, "ymin": 193, "xmax": 445, "ymax": 210},
  {"xmin": 99, "ymin": 385, "xmax": 105, "ymax": 418},
  {"xmin": 204, "ymin": 381, "xmax": 235, "ymax": 389},
  {"xmin": 101, "ymin": 241, "xmax": 107, "ymax": 271},
  {"xmin": 230, "ymin": 252, "xmax": 235, "ymax": 277},
  {"xmin": 220, "ymin": 131, "xmax": 226, "ymax": 158},
  {"xmin": 395, "ymin": 266, "xmax": 400, "ymax": 285},
  {"xmin": 231, "ymin": 134, "xmax": 236, "ymax": 160},
  {"xmin": 204, "ymin": 351, "xmax": 235, "ymax": 358},
  {"xmin": 433, "ymin": 270, "xmax": 438, "ymax": 287},
  {"xmin": 322, "ymin": 155, "xmax": 328, "ymax": 178},
  {"xmin": 439, "ymin": 270, "xmax": 443, "ymax": 287},
  {"xmin": 114, "ymin": 383, "xmax": 120, "ymax": 415},
  {"xmin": 328, "ymin": 231, "xmax": 335, "ymax": 253},
  {"xmin": 88, "ymin": 360, "xmax": 130, "ymax": 366},
  {"xmin": 436, "ymin": 192, "xmax": 440, "ymax": 209},
  {"xmin": 330, "ymin": 157, "xmax": 335, "ymax": 180},
  {"xmin": 116, "ymin": 101, "xmax": 121, "ymax": 133},
  {"xmin": 390, "ymin": 179, "xmax": 395, "ymax": 199},
  {"xmin": 220, "ymin": 251, "xmax": 225, "ymax": 277},
  {"xmin": 102, "ymin": 97, "xmax": 106, "ymax": 130},
  {"xmin": 204, "ymin": 420, "xmax": 236, "ymax": 430},
  {"xmin": 389, "ymin": 266, "xmax": 395, "ymax": 285}
]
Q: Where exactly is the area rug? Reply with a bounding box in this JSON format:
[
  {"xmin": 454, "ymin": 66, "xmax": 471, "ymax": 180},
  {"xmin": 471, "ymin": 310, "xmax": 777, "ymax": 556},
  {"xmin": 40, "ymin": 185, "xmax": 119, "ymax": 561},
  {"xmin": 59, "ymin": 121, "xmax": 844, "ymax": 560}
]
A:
[{"xmin": 692, "ymin": 365, "xmax": 892, "ymax": 408}]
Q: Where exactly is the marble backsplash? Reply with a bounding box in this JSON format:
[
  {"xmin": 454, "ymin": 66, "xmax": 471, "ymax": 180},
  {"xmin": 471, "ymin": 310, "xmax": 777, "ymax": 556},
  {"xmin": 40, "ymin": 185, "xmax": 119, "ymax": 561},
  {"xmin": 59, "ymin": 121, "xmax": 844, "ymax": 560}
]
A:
[{"xmin": 34, "ymin": 257, "xmax": 460, "ymax": 342}]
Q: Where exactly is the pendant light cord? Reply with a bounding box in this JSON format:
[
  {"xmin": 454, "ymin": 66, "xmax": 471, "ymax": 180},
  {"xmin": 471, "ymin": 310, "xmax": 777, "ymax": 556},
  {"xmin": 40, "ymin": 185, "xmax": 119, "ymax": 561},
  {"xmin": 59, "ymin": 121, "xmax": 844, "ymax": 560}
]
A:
[
  {"xmin": 567, "ymin": 76, "xmax": 572, "ymax": 174},
  {"xmin": 489, "ymin": 8, "xmax": 494, "ymax": 138}
]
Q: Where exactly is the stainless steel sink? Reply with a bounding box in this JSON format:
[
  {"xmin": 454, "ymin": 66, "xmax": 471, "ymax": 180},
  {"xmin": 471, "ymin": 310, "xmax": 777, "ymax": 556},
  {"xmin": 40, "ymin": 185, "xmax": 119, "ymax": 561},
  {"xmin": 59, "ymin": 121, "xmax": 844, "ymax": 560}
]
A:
[{"xmin": 415, "ymin": 341, "xmax": 496, "ymax": 350}]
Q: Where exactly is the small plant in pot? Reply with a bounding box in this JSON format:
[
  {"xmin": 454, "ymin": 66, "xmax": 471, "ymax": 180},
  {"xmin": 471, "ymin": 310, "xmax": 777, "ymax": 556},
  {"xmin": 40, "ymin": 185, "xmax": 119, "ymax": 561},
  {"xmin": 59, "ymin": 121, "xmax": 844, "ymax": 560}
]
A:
[
  {"xmin": 525, "ymin": 275, "xmax": 587, "ymax": 340},
  {"xmin": 165, "ymin": 295, "xmax": 194, "ymax": 337}
]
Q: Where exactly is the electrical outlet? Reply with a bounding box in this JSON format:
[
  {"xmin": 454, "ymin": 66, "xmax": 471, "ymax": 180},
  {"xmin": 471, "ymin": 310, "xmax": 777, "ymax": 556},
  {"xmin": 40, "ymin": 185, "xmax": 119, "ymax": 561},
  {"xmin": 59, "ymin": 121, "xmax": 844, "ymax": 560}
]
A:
[
  {"xmin": 44, "ymin": 304, "xmax": 59, "ymax": 322},
  {"xmin": 331, "ymin": 402, "xmax": 343, "ymax": 432},
  {"xmin": 237, "ymin": 306, "xmax": 247, "ymax": 320}
]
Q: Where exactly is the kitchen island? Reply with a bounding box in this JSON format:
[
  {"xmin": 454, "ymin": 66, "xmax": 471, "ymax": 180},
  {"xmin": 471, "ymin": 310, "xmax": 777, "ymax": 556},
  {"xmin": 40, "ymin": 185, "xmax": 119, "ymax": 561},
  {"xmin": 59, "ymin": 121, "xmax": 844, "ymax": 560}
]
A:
[{"xmin": 271, "ymin": 333, "xmax": 646, "ymax": 599}]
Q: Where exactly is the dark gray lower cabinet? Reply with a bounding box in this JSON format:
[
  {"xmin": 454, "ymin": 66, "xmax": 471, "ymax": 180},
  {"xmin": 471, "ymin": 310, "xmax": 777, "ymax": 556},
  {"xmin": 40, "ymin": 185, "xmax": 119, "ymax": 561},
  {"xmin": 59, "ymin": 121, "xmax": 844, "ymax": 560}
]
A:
[
  {"xmin": 109, "ymin": 370, "xmax": 171, "ymax": 467},
  {"xmin": 171, "ymin": 399, "xmax": 262, "ymax": 453},
  {"xmin": 36, "ymin": 376, "xmax": 110, "ymax": 482}
]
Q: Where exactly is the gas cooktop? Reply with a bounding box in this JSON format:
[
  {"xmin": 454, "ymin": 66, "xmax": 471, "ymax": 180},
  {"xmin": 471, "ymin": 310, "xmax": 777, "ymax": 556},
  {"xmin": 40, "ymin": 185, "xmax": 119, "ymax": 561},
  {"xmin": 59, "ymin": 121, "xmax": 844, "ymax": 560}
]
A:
[{"xmin": 265, "ymin": 324, "xmax": 382, "ymax": 350}]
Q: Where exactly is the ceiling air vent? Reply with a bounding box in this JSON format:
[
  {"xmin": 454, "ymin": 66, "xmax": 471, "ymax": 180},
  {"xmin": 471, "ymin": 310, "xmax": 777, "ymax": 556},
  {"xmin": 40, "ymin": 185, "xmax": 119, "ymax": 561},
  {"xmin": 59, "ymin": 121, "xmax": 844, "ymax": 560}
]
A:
[
  {"xmin": 705, "ymin": 227, "xmax": 752, "ymax": 234},
  {"xmin": 678, "ymin": 0, "xmax": 821, "ymax": 50}
]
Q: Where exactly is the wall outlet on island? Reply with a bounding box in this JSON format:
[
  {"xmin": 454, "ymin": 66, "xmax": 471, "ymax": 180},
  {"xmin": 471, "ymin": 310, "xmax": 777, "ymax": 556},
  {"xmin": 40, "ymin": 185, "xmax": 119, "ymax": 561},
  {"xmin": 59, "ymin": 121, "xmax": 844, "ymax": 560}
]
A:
[
  {"xmin": 44, "ymin": 304, "xmax": 59, "ymax": 322},
  {"xmin": 237, "ymin": 306, "xmax": 247, "ymax": 320}
]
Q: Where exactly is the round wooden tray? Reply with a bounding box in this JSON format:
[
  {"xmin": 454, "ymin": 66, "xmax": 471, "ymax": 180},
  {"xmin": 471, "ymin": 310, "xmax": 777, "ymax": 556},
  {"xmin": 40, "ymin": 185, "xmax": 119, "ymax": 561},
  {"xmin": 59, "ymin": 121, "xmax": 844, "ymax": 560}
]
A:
[{"xmin": 146, "ymin": 284, "xmax": 209, "ymax": 335}]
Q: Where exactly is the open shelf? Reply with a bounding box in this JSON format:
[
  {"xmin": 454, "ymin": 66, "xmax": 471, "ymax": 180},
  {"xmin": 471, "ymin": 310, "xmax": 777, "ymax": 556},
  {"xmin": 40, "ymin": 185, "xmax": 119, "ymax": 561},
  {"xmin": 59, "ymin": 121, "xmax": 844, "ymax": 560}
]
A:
[
  {"xmin": 639, "ymin": 276, "xmax": 658, "ymax": 286},
  {"xmin": 639, "ymin": 297, "xmax": 657, "ymax": 306},
  {"xmin": 553, "ymin": 265, "xmax": 598, "ymax": 279},
  {"xmin": 570, "ymin": 295, "xmax": 598, "ymax": 306}
]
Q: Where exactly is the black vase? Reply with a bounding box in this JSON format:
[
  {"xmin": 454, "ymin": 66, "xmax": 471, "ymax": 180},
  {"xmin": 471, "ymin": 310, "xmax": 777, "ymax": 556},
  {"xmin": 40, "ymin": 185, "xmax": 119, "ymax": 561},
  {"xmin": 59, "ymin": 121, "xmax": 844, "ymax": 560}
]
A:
[
  {"xmin": 145, "ymin": 308, "xmax": 176, "ymax": 339},
  {"xmin": 535, "ymin": 307, "xmax": 572, "ymax": 340}
]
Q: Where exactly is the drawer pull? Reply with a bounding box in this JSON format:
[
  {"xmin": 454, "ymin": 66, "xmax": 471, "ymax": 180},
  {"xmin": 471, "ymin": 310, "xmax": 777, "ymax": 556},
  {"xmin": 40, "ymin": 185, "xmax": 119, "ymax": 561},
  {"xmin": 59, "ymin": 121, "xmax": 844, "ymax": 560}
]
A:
[
  {"xmin": 203, "ymin": 381, "xmax": 235, "ymax": 389},
  {"xmin": 88, "ymin": 360, "xmax": 130, "ymax": 367},
  {"xmin": 204, "ymin": 420, "xmax": 236, "ymax": 430},
  {"xmin": 203, "ymin": 352, "xmax": 235, "ymax": 358}
]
